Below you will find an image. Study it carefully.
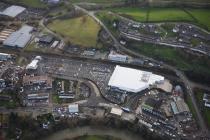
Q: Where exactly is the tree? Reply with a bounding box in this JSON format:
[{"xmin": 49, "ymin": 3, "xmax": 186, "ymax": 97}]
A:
[{"xmin": 125, "ymin": 0, "xmax": 138, "ymax": 5}]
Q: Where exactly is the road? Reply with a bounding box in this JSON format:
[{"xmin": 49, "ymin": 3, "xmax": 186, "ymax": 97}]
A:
[{"xmin": 73, "ymin": 4, "xmax": 209, "ymax": 136}]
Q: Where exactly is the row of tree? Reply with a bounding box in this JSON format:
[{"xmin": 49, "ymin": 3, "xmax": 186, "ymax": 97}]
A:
[{"xmin": 7, "ymin": 112, "xmax": 171, "ymax": 140}]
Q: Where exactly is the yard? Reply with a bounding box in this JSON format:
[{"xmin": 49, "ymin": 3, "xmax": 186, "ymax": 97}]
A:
[{"xmin": 47, "ymin": 15, "xmax": 101, "ymax": 48}]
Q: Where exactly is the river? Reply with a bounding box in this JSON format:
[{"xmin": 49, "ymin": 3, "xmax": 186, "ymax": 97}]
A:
[{"xmin": 42, "ymin": 126, "xmax": 144, "ymax": 140}]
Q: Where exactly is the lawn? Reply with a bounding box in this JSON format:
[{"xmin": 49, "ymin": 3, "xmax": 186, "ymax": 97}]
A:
[
  {"xmin": 48, "ymin": 15, "xmax": 101, "ymax": 47},
  {"xmin": 8, "ymin": 0, "xmax": 47, "ymax": 8},
  {"xmin": 186, "ymin": 9, "xmax": 210, "ymax": 30},
  {"xmin": 52, "ymin": 94, "xmax": 62, "ymax": 104}
]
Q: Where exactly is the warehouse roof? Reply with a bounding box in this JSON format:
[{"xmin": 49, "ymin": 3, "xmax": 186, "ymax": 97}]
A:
[
  {"xmin": 3, "ymin": 25, "xmax": 33, "ymax": 48},
  {"xmin": 26, "ymin": 60, "xmax": 39, "ymax": 70},
  {"xmin": 0, "ymin": 5, "xmax": 25, "ymax": 17},
  {"xmin": 108, "ymin": 65, "xmax": 164, "ymax": 93},
  {"xmin": 39, "ymin": 35, "xmax": 54, "ymax": 44},
  {"xmin": 68, "ymin": 104, "xmax": 79, "ymax": 113},
  {"xmin": 110, "ymin": 108, "xmax": 123, "ymax": 116}
]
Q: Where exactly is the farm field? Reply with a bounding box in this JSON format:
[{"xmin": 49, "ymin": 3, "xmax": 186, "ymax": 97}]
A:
[{"xmin": 47, "ymin": 15, "xmax": 101, "ymax": 47}]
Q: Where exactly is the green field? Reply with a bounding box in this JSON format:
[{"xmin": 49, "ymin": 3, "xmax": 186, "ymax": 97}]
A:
[
  {"xmin": 149, "ymin": 8, "xmax": 194, "ymax": 21},
  {"xmin": 8, "ymin": 0, "xmax": 47, "ymax": 8},
  {"xmin": 110, "ymin": 7, "xmax": 194, "ymax": 22},
  {"xmin": 109, "ymin": 7, "xmax": 210, "ymax": 30},
  {"xmin": 186, "ymin": 9, "xmax": 210, "ymax": 30},
  {"xmin": 48, "ymin": 15, "xmax": 101, "ymax": 47},
  {"xmin": 110, "ymin": 7, "xmax": 148, "ymax": 22}
]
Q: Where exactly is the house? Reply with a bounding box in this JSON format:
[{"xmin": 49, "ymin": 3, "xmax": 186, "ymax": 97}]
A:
[
  {"xmin": 203, "ymin": 94, "xmax": 210, "ymax": 108},
  {"xmin": 39, "ymin": 35, "xmax": 54, "ymax": 44}
]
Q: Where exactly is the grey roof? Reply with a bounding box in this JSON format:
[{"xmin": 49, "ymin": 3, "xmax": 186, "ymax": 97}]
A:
[
  {"xmin": 68, "ymin": 104, "xmax": 79, "ymax": 113},
  {"xmin": 39, "ymin": 35, "xmax": 54, "ymax": 43},
  {"xmin": 171, "ymin": 102, "xmax": 178, "ymax": 115},
  {"xmin": 0, "ymin": 5, "xmax": 25, "ymax": 17},
  {"xmin": 3, "ymin": 25, "xmax": 33, "ymax": 48}
]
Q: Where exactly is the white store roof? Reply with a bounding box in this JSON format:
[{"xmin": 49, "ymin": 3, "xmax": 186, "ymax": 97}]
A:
[
  {"xmin": 108, "ymin": 65, "xmax": 164, "ymax": 93},
  {"xmin": 0, "ymin": 5, "xmax": 26, "ymax": 17}
]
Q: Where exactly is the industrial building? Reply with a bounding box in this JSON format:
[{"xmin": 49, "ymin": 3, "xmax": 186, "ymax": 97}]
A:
[
  {"xmin": 26, "ymin": 56, "xmax": 42, "ymax": 70},
  {"xmin": 22, "ymin": 75, "xmax": 52, "ymax": 89},
  {"xmin": 110, "ymin": 107, "xmax": 123, "ymax": 116},
  {"xmin": 0, "ymin": 53, "xmax": 11, "ymax": 61},
  {"xmin": 39, "ymin": 35, "xmax": 54, "ymax": 44},
  {"xmin": 68, "ymin": 104, "xmax": 79, "ymax": 113},
  {"xmin": 203, "ymin": 94, "xmax": 210, "ymax": 108},
  {"xmin": 108, "ymin": 65, "xmax": 164, "ymax": 93},
  {"xmin": 108, "ymin": 51, "xmax": 128, "ymax": 62},
  {"xmin": 27, "ymin": 93, "xmax": 49, "ymax": 100},
  {"xmin": 171, "ymin": 97, "xmax": 190, "ymax": 115},
  {"xmin": 3, "ymin": 25, "xmax": 33, "ymax": 48},
  {"xmin": 0, "ymin": 5, "xmax": 26, "ymax": 18}
]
